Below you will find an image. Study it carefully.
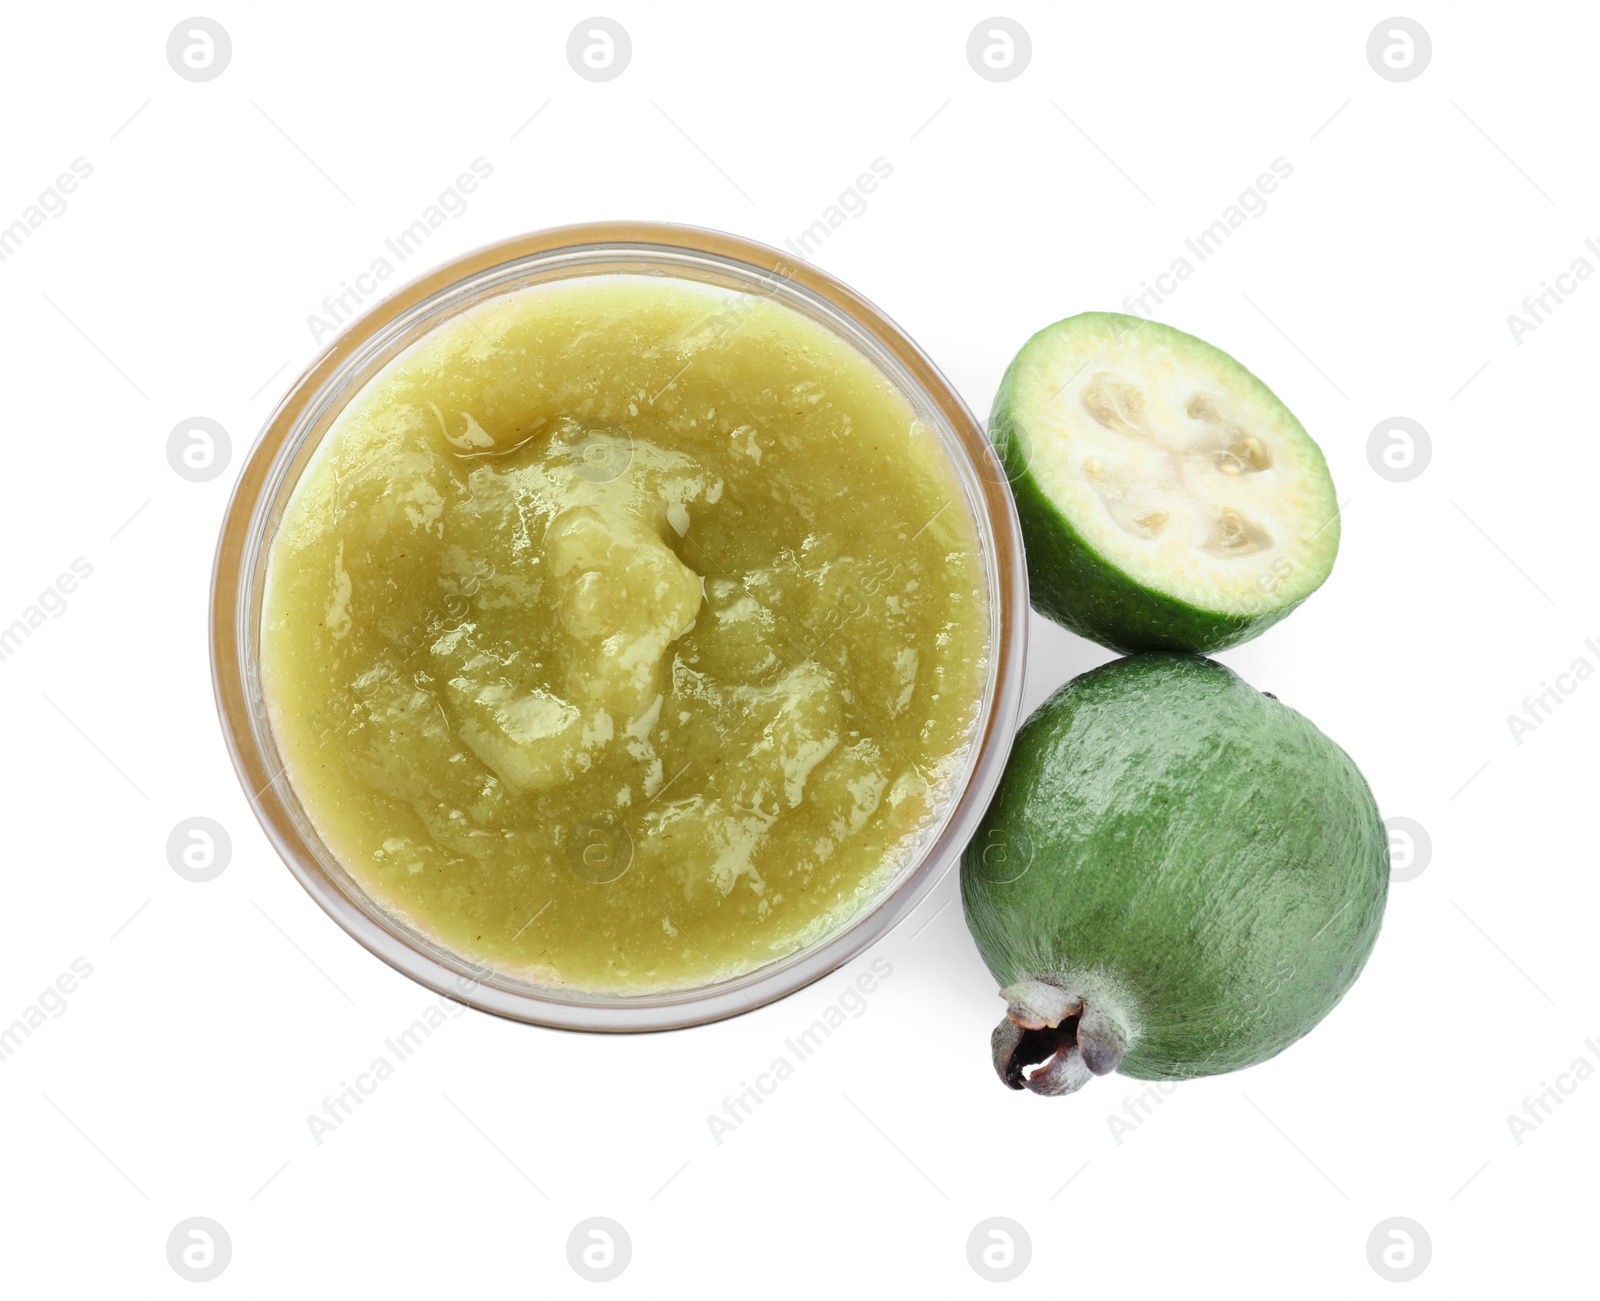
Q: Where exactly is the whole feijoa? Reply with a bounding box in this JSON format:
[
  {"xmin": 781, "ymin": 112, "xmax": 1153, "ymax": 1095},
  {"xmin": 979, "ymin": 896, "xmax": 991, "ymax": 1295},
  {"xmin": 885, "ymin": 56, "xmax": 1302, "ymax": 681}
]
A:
[{"xmin": 960, "ymin": 654, "xmax": 1387, "ymax": 1096}]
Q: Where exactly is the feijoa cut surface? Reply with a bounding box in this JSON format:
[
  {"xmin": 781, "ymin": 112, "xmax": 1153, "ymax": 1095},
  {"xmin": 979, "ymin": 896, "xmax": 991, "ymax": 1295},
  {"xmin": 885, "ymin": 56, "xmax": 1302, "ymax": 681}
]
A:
[
  {"xmin": 990, "ymin": 312, "xmax": 1339, "ymax": 652},
  {"xmin": 960, "ymin": 654, "xmax": 1387, "ymax": 1095}
]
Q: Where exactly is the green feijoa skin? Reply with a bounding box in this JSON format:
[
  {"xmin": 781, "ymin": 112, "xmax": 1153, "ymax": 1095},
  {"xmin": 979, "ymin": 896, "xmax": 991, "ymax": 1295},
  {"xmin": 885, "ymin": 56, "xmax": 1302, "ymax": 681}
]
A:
[
  {"xmin": 960, "ymin": 654, "xmax": 1387, "ymax": 1096},
  {"xmin": 989, "ymin": 312, "xmax": 1340, "ymax": 653}
]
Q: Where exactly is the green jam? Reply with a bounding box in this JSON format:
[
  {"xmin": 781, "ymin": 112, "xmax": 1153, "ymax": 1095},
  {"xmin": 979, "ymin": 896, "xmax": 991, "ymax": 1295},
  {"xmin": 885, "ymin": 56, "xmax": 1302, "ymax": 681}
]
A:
[{"xmin": 262, "ymin": 274, "xmax": 990, "ymax": 992}]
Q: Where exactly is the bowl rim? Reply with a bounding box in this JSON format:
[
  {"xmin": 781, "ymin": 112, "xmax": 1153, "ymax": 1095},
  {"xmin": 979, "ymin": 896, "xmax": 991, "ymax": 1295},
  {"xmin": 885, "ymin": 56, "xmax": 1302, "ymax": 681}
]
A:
[{"xmin": 209, "ymin": 220, "xmax": 1029, "ymax": 1032}]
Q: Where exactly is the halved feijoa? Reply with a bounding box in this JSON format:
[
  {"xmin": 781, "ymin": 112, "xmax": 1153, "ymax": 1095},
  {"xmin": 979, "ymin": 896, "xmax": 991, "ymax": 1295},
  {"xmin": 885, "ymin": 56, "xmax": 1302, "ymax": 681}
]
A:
[{"xmin": 989, "ymin": 312, "xmax": 1339, "ymax": 652}]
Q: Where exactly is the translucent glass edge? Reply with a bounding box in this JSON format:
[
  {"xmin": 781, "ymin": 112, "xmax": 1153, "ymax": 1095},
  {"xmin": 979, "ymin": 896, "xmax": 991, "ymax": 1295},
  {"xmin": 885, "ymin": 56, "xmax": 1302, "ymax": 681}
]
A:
[{"xmin": 218, "ymin": 229, "xmax": 1028, "ymax": 1029}]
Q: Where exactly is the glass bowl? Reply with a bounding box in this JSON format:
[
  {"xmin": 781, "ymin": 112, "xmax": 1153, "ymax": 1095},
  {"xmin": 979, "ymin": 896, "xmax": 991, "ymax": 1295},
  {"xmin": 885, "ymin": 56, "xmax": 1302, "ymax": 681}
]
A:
[{"xmin": 210, "ymin": 222, "xmax": 1028, "ymax": 1031}]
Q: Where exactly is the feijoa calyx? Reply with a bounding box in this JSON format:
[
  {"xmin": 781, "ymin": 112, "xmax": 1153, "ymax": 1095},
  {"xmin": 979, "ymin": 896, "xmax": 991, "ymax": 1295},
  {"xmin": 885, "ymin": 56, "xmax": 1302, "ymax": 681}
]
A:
[
  {"xmin": 990, "ymin": 312, "xmax": 1340, "ymax": 652},
  {"xmin": 960, "ymin": 654, "xmax": 1387, "ymax": 1096}
]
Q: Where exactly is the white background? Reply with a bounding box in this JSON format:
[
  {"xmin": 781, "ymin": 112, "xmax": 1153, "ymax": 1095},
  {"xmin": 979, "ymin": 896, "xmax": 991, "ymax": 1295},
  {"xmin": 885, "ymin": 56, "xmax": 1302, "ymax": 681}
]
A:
[{"xmin": 0, "ymin": 2, "xmax": 1593, "ymax": 1295}]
